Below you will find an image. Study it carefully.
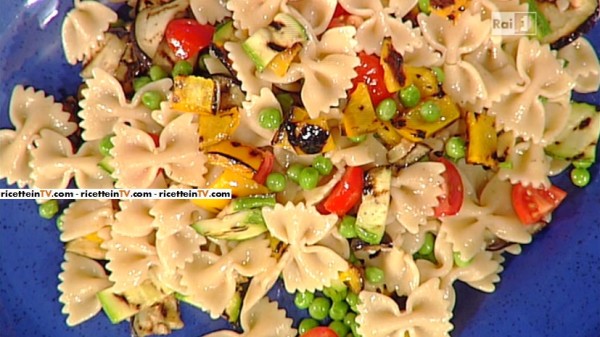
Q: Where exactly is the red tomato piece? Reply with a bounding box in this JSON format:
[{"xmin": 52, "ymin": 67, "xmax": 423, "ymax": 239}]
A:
[
  {"xmin": 351, "ymin": 52, "xmax": 392, "ymax": 106},
  {"xmin": 319, "ymin": 166, "xmax": 364, "ymax": 216},
  {"xmin": 253, "ymin": 150, "xmax": 274, "ymax": 185},
  {"xmin": 165, "ymin": 19, "xmax": 215, "ymax": 59},
  {"xmin": 434, "ymin": 158, "xmax": 464, "ymax": 217},
  {"xmin": 149, "ymin": 133, "xmax": 160, "ymax": 147},
  {"xmin": 302, "ymin": 327, "xmax": 339, "ymax": 337},
  {"xmin": 511, "ymin": 184, "xmax": 567, "ymax": 225}
]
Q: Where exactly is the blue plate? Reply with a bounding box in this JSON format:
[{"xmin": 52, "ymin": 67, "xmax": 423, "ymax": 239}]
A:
[{"xmin": 0, "ymin": 2, "xmax": 599, "ymax": 337}]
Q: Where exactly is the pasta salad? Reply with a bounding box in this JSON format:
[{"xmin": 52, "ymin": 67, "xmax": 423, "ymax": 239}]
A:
[{"xmin": 0, "ymin": 0, "xmax": 599, "ymax": 336}]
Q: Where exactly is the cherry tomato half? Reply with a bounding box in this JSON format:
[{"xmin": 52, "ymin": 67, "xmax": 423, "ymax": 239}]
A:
[
  {"xmin": 434, "ymin": 157, "xmax": 464, "ymax": 217},
  {"xmin": 165, "ymin": 19, "xmax": 215, "ymax": 59},
  {"xmin": 302, "ymin": 327, "xmax": 339, "ymax": 337},
  {"xmin": 511, "ymin": 183, "xmax": 567, "ymax": 225}
]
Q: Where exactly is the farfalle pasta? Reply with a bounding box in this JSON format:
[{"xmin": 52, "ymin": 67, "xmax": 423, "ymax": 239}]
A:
[{"xmin": 1, "ymin": 0, "xmax": 599, "ymax": 336}]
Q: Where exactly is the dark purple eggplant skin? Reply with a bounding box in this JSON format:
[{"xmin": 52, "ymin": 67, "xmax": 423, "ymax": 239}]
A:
[{"xmin": 549, "ymin": 2, "xmax": 600, "ymax": 49}]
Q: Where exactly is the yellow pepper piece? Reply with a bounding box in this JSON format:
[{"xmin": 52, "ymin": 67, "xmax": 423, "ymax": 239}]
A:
[
  {"xmin": 339, "ymin": 265, "xmax": 363, "ymax": 294},
  {"xmin": 192, "ymin": 169, "xmax": 269, "ymax": 213},
  {"xmin": 342, "ymin": 83, "xmax": 380, "ymax": 137},
  {"xmin": 206, "ymin": 140, "xmax": 264, "ymax": 178},
  {"xmin": 376, "ymin": 121, "xmax": 403, "ymax": 147},
  {"xmin": 380, "ymin": 38, "xmax": 406, "ymax": 93},
  {"xmin": 466, "ymin": 111, "xmax": 497, "ymax": 168},
  {"xmin": 267, "ymin": 43, "xmax": 302, "ymax": 77},
  {"xmin": 171, "ymin": 76, "xmax": 215, "ymax": 114},
  {"xmin": 84, "ymin": 232, "xmax": 104, "ymax": 244},
  {"xmin": 396, "ymin": 96, "xmax": 461, "ymax": 142},
  {"xmin": 404, "ymin": 66, "xmax": 439, "ymax": 98},
  {"xmin": 198, "ymin": 107, "xmax": 240, "ymax": 149}
]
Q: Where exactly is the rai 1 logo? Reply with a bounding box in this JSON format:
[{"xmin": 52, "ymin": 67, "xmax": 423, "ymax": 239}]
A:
[{"xmin": 491, "ymin": 12, "xmax": 536, "ymax": 36}]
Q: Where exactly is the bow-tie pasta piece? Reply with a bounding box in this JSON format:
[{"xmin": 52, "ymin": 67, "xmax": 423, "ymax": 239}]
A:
[
  {"xmin": 558, "ymin": 37, "xmax": 600, "ymax": 94},
  {"xmin": 490, "ymin": 38, "xmax": 574, "ymax": 143},
  {"xmin": 0, "ymin": 86, "xmax": 76, "ymax": 187},
  {"xmin": 262, "ymin": 203, "xmax": 348, "ymax": 292},
  {"xmin": 191, "ymin": 0, "xmax": 230, "ymax": 25},
  {"xmin": 179, "ymin": 237, "xmax": 274, "ymax": 318},
  {"xmin": 58, "ymin": 253, "xmax": 112, "ymax": 326},
  {"xmin": 341, "ymin": 0, "xmax": 421, "ymax": 55},
  {"xmin": 30, "ymin": 131, "xmax": 113, "ymax": 189},
  {"xmin": 104, "ymin": 234, "xmax": 159, "ymax": 293},
  {"xmin": 79, "ymin": 68, "xmax": 168, "ymax": 141},
  {"xmin": 111, "ymin": 114, "xmax": 207, "ymax": 188},
  {"xmin": 60, "ymin": 199, "xmax": 114, "ymax": 242},
  {"xmin": 390, "ymin": 162, "xmax": 445, "ymax": 234},
  {"xmin": 204, "ymin": 297, "xmax": 296, "ymax": 337},
  {"xmin": 357, "ymin": 278, "xmax": 453, "ymax": 337},
  {"xmin": 61, "ymin": 0, "xmax": 117, "ymax": 64}
]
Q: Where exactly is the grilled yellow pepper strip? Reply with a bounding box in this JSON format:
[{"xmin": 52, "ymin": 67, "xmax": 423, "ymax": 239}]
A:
[
  {"xmin": 267, "ymin": 43, "xmax": 302, "ymax": 77},
  {"xmin": 171, "ymin": 76, "xmax": 216, "ymax": 114},
  {"xmin": 395, "ymin": 96, "xmax": 460, "ymax": 142},
  {"xmin": 198, "ymin": 107, "xmax": 240, "ymax": 149},
  {"xmin": 342, "ymin": 83, "xmax": 380, "ymax": 137},
  {"xmin": 380, "ymin": 38, "xmax": 406, "ymax": 93},
  {"xmin": 192, "ymin": 169, "xmax": 269, "ymax": 213},
  {"xmin": 466, "ymin": 111, "xmax": 497, "ymax": 168},
  {"xmin": 404, "ymin": 66, "xmax": 440, "ymax": 98},
  {"xmin": 206, "ymin": 140, "xmax": 264, "ymax": 178}
]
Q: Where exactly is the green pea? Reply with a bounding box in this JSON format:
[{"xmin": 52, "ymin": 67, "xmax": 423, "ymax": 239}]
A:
[
  {"xmin": 56, "ymin": 214, "xmax": 64, "ymax": 231},
  {"xmin": 432, "ymin": 67, "xmax": 445, "ymax": 84},
  {"xmin": 348, "ymin": 134, "xmax": 367, "ymax": 143},
  {"xmin": 418, "ymin": 232, "xmax": 435, "ymax": 256},
  {"xmin": 365, "ymin": 266, "xmax": 384, "ymax": 284},
  {"xmin": 298, "ymin": 318, "xmax": 319, "ymax": 335},
  {"xmin": 344, "ymin": 312, "xmax": 357, "ymax": 327},
  {"xmin": 266, "ymin": 172, "xmax": 287, "ymax": 192},
  {"xmin": 445, "ymin": 137, "xmax": 466, "ymax": 160},
  {"xmin": 573, "ymin": 159, "xmax": 593, "ymax": 169},
  {"xmin": 329, "ymin": 320, "xmax": 350, "ymax": 337},
  {"xmin": 418, "ymin": 0, "xmax": 431, "ymax": 13},
  {"xmin": 399, "ymin": 84, "xmax": 421, "ymax": 108},
  {"xmin": 419, "ymin": 101, "xmax": 441, "ymax": 123},
  {"xmin": 172, "ymin": 60, "xmax": 193, "ymax": 77},
  {"xmin": 376, "ymin": 98, "xmax": 397, "ymax": 122},
  {"xmin": 323, "ymin": 285, "xmax": 348, "ymax": 303},
  {"xmin": 149, "ymin": 65, "xmax": 168, "ymax": 81},
  {"xmin": 345, "ymin": 292, "xmax": 359, "ymax": 312},
  {"xmin": 133, "ymin": 76, "xmax": 152, "ymax": 91},
  {"xmin": 453, "ymin": 251, "xmax": 473, "ymax": 267},
  {"xmin": 286, "ymin": 163, "xmax": 305, "ymax": 183},
  {"xmin": 308, "ymin": 297, "xmax": 331, "ymax": 321},
  {"xmin": 329, "ymin": 301, "xmax": 350, "ymax": 321},
  {"xmin": 141, "ymin": 91, "xmax": 163, "ymax": 110},
  {"xmin": 99, "ymin": 134, "xmax": 114, "ymax": 157},
  {"xmin": 571, "ymin": 167, "xmax": 591, "ymax": 187},
  {"xmin": 39, "ymin": 200, "xmax": 59, "ymax": 219},
  {"xmin": 258, "ymin": 107, "xmax": 283, "ymax": 130},
  {"xmin": 339, "ymin": 215, "xmax": 357, "ymax": 239},
  {"xmin": 497, "ymin": 161, "xmax": 513, "ymax": 169},
  {"xmin": 299, "ymin": 167, "xmax": 320, "ymax": 190},
  {"xmin": 313, "ymin": 155, "xmax": 333, "ymax": 175},
  {"xmin": 294, "ymin": 291, "xmax": 315, "ymax": 310},
  {"xmin": 276, "ymin": 93, "xmax": 294, "ymax": 113}
]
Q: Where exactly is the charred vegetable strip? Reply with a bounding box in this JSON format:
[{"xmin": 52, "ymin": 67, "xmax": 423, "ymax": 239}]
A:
[
  {"xmin": 342, "ymin": 83, "xmax": 380, "ymax": 137},
  {"xmin": 394, "ymin": 96, "xmax": 460, "ymax": 142},
  {"xmin": 354, "ymin": 167, "xmax": 392, "ymax": 245},
  {"xmin": 380, "ymin": 38, "xmax": 406, "ymax": 93},
  {"xmin": 171, "ymin": 76, "xmax": 216, "ymax": 114},
  {"xmin": 466, "ymin": 112, "xmax": 497, "ymax": 168},
  {"xmin": 198, "ymin": 107, "xmax": 240, "ymax": 149}
]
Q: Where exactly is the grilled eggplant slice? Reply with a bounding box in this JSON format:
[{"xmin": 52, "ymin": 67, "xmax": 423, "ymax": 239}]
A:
[{"xmin": 534, "ymin": 0, "xmax": 600, "ymax": 49}]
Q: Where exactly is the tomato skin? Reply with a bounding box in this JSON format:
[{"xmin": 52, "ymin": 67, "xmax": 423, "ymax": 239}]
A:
[
  {"xmin": 319, "ymin": 166, "xmax": 364, "ymax": 216},
  {"xmin": 165, "ymin": 19, "xmax": 215, "ymax": 59},
  {"xmin": 301, "ymin": 327, "xmax": 339, "ymax": 337},
  {"xmin": 351, "ymin": 52, "xmax": 392, "ymax": 106},
  {"xmin": 511, "ymin": 184, "xmax": 567, "ymax": 225},
  {"xmin": 434, "ymin": 158, "xmax": 464, "ymax": 217},
  {"xmin": 253, "ymin": 150, "xmax": 274, "ymax": 185}
]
